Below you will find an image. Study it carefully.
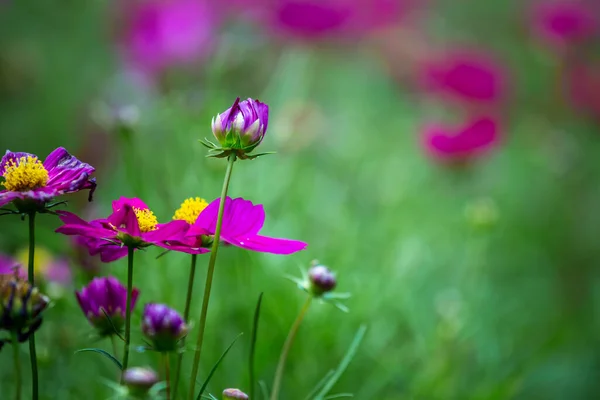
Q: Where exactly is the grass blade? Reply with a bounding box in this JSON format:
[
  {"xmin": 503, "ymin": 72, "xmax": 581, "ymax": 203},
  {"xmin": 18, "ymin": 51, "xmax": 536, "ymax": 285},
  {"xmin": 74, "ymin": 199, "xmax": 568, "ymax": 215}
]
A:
[
  {"xmin": 303, "ymin": 370, "xmax": 335, "ymax": 400},
  {"xmin": 249, "ymin": 292, "xmax": 264, "ymax": 400},
  {"xmin": 259, "ymin": 380, "xmax": 269, "ymax": 400},
  {"xmin": 75, "ymin": 348, "xmax": 123, "ymax": 370},
  {"xmin": 313, "ymin": 325, "xmax": 367, "ymax": 400},
  {"xmin": 324, "ymin": 394, "xmax": 354, "ymax": 399},
  {"xmin": 195, "ymin": 333, "xmax": 243, "ymax": 400}
]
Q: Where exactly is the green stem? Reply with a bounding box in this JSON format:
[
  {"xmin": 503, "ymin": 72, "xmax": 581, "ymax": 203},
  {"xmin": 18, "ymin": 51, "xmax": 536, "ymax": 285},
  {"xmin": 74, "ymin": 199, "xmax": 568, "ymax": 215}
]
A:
[
  {"xmin": 164, "ymin": 352, "xmax": 172, "ymax": 400},
  {"xmin": 120, "ymin": 246, "xmax": 135, "ymax": 381},
  {"xmin": 27, "ymin": 212, "xmax": 39, "ymax": 400},
  {"xmin": 172, "ymin": 254, "xmax": 198, "ymax": 400},
  {"xmin": 187, "ymin": 153, "xmax": 236, "ymax": 400},
  {"xmin": 12, "ymin": 334, "xmax": 21, "ymax": 400},
  {"xmin": 270, "ymin": 296, "xmax": 312, "ymax": 400}
]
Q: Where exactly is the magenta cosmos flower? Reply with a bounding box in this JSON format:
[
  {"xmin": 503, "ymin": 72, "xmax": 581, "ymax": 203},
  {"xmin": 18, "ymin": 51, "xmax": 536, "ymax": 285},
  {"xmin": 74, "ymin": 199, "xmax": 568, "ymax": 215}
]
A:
[
  {"xmin": 76, "ymin": 276, "xmax": 140, "ymax": 336},
  {"xmin": 422, "ymin": 116, "xmax": 499, "ymax": 163},
  {"xmin": 419, "ymin": 49, "xmax": 507, "ymax": 105},
  {"xmin": 123, "ymin": 0, "xmax": 217, "ymax": 76},
  {"xmin": 56, "ymin": 197, "xmax": 188, "ymax": 262},
  {"xmin": 0, "ymin": 147, "xmax": 96, "ymax": 209},
  {"xmin": 185, "ymin": 197, "xmax": 307, "ymax": 255},
  {"xmin": 531, "ymin": 1, "xmax": 599, "ymax": 48}
]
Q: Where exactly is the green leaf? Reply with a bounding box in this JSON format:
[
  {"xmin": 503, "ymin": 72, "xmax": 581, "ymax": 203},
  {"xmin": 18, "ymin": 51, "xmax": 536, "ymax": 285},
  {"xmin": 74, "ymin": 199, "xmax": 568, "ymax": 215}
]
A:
[
  {"xmin": 259, "ymin": 380, "xmax": 270, "ymax": 400},
  {"xmin": 303, "ymin": 370, "xmax": 335, "ymax": 400},
  {"xmin": 75, "ymin": 348, "xmax": 123, "ymax": 371},
  {"xmin": 249, "ymin": 292, "xmax": 264, "ymax": 400},
  {"xmin": 312, "ymin": 325, "xmax": 367, "ymax": 400},
  {"xmin": 195, "ymin": 332, "xmax": 243, "ymax": 400},
  {"xmin": 324, "ymin": 394, "xmax": 354, "ymax": 399}
]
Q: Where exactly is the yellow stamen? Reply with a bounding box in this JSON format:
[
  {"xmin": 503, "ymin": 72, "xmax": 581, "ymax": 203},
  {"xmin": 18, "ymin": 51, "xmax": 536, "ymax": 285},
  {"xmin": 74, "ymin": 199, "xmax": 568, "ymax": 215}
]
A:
[
  {"xmin": 2, "ymin": 156, "xmax": 49, "ymax": 192},
  {"xmin": 173, "ymin": 197, "xmax": 208, "ymax": 225},
  {"xmin": 133, "ymin": 207, "xmax": 158, "ymax": 232}
]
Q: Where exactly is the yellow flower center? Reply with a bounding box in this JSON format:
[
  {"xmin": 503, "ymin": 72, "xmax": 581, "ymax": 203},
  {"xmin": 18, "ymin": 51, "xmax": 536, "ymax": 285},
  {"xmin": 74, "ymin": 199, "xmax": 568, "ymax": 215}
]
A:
[
  {"xmin": 2, "ymin": 156, "xmax": 49, "ymax": 192},
  {"xmin": 173, "ymin": 197, "xmax": 208, "ymax": 225},
  {"xmin": 133, "ymin": 207, "xmax": 158, "ymax": 233}
]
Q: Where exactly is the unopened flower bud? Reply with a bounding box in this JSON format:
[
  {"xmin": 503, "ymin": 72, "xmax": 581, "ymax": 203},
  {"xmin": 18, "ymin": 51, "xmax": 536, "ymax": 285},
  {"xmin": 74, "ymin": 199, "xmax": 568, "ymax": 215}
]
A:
[
  {"xmin": 122, "ymin": 367, "xmax": 159, "ymax": 398},
  {"xmin": 223, "ymin": 388, "xmax": 249, "ymax": 400},
  {"xmin": 308, "ymin": 265, "xmax": 336, "ymax": 296},
  {"xmin": 142, "ymin": 303, "xmax": 187, "ymax": 352}
]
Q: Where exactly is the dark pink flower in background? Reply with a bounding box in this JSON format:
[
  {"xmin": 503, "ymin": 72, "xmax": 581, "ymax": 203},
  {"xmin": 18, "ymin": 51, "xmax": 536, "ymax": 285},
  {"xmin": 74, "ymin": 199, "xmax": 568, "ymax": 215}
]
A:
[
  {"xmin": 422, "ymin": 116, "xmax": 500, "ymax": 163},
  {"xmin": 185, "ymin": 197, "xmax": 308, "ymax": 255},
  {"xmin": 419, "ymin": 50, "xmax": 507, "ymax": 105},
  {"xmin": 123, "ymin": 0, "xmax": 217, "ymax": 75},
  {"xmin": 531, "ymin": 1, "xmax": 598, "ymax": 48}
]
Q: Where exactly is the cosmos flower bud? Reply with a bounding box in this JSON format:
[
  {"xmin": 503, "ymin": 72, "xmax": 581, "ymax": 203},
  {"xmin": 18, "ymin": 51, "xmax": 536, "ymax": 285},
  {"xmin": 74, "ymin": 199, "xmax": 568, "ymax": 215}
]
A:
[
  {"xmin": 222, "ymin": 388, "xmax": 249, "ymax": 400},
  {"xmin": 122, "ymin": 367, "xmax": 159, "ymax": 398},
  {"xmin": 0, "ymin": 273, "xmax": 49, "ymax": 349},
  {"xmin": 208, "ymin": 97, "xmax": 269, "ymax": 159},
  {"xmin": 308, "ymin": 264, "xmax": 337, "ymax": 296},
  {"xmin": 142, "ymin": 303, "xmax": 188, "ymax": 352},
  {"xmin": 75, "ymin": 276, "xmax": 140, "ymax": 337}
]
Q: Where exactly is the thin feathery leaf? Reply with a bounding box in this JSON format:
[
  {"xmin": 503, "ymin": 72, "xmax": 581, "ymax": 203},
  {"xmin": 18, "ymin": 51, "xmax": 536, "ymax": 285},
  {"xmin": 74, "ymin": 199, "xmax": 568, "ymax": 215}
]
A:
[
  {"xmin": 195, "ymin": 333, "xmax": 244, "ymax": 400},
  {"xmin": 249, "ymin": 293, "xmax": 264, "ymax": 400},
  {"xmin": 303, "ymin": 370, "xmax": 335, "ymax": 400},
  {"xmin": 75, "ymin": 348, "xmax": 123, "ymax": 370},
  {"xmin": 259, "ymin": 380, "xmax": 269, "ymax": 400}
]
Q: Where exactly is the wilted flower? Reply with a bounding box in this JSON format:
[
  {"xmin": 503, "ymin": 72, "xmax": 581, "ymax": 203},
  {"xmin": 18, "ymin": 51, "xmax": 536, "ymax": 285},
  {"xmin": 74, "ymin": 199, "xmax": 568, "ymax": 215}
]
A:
[
  {"xmin": 308, "ymin": 264, "xmax": 337, "ymax": 295},
  {"xmin": 75, "ymin": 276, "xmax": 139, "ymax": 336},
  {"xmin": 223, "ymin": 388, "xmax": 249, "ymax": 400},
  {"xmin": 419, "ymin": 50, "xmax": 507, "ymax": 105},
  {"xmin": 56, "ymin": 197, "xmax": 188, "ymax": 262},
  {"xmin": 531, "ymin": 1, "xmax": 599, "ymax": 49},
  {"xmin": 205, "ymin": 98, "xmax": 270, "ymax": 159},
  {"xmin": 142, "ymin": 303, "xmax": 187, "ymax": 352},
  {"xmin": 422, "ymin": 116, "xmax": 500, "ymax": 163},
  {"xmin": 0, "ymin": 273, "xmax": 49, "ymax": 350},
  {"xmin": 122, "ymin": 367, "xmax": 159, "ymax": 398},
  {"xmin": 185, "ymin": 196, "xmax": 308, "ymax": 255},
  {"xmin": 0, "ymin": 147, "xmax": 96, "ymax": 211}
]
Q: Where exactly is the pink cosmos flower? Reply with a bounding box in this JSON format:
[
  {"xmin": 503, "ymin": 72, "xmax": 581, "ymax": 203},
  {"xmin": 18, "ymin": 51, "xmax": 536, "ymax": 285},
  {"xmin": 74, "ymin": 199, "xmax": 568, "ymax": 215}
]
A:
[
  {"xmin": 185, "ymin": 197, "xmax": 307, "ymax": 255},
  {"xmin": 422, "ymin": 116, "xmax": 500, "ymax": 163},
  {"xmin": 419, "ymin": 50, "xmax": 507, "ymax": 105},
  {"xmin": 123, "ymin": 0, "xmax": 217, "ymax": 76},
  {"xmin": 531, "ymin": 1, "xmax": 598, "ymax": 48},
  {"xmin": 0, "ymin": 147, "xmax": 96, "ymax": 208},
  {"xmin": 56, "ymin": 197, "xmax": 188, "ymax": 262}
]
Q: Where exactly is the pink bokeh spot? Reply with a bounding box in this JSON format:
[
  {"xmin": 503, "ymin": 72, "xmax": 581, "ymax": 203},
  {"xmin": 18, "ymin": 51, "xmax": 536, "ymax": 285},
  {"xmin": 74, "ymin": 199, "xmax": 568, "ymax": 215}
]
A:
[{"xmin": 531, "ymin": 1, "xmax": 598, "ymax": 48}]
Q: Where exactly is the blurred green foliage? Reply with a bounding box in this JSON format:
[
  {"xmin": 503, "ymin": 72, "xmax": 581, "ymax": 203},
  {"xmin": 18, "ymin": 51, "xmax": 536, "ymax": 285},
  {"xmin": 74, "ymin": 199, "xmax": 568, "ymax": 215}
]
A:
[{"xmin": 1, "ymin": 1, "xmax": 600, "ymax": 399}]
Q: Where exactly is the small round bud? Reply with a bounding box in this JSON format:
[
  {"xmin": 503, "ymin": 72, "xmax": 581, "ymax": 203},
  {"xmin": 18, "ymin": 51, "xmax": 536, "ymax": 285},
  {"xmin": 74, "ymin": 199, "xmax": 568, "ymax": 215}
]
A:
[
  {"xmin": 308, "ymin": 265, "xmax": 336, "ymax": 296},
  {"xmin": 142, "ymin": 303, "xmax": 188, "ymax": 352},
  {"xmin": 223, "ymin": 388, "xmax": 249, "ymax": 400},
  {"xmin": 122, "ymin": 367, "xmax": 159, "ymax": 397}
]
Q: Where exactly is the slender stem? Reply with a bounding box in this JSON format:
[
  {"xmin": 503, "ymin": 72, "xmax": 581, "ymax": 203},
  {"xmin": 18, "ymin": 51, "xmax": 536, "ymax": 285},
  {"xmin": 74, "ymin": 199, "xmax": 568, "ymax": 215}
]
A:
[
  {"xmin": 164, "ymin": 352, "xmax": 172, "ymax": 400},
  {"xmin": 120, "ymin": 246, "xmax": 135, "ymax": 381},
  {"xmin": 27, "ymin": 212, "xmax": 39, "ymax": 400},
  {"xmin": 187, "ymin": 153, "xmax": 236, "ymax": 400},
  {"xmin": 270, "ymin": 296, "xmax": 312, "ymax": 400},
  {"xmin": 12, "ymin": 334, "xmax": 21, "ymax": 400},
  {"xmin": 172, "ymin": 254, "xmax": 197, "ymax": 400}
]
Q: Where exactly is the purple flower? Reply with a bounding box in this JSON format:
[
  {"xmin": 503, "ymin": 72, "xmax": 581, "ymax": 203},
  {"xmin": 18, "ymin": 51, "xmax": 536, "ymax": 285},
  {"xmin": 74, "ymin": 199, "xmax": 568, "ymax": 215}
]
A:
[
  {"xmin": 0, "ymin": 254, "xmax": 24, "ymax": 278},
  {"xmin": 75, "ymin": 276, "xmax": 140, "ymax": 336},
  {"xmin": 142, "ymin": 303, "xmax": 187, "ymax": 352},
  {"xmin": 211, "ymin": 97, "xmax": 270, "ymax": 156},
  {"xmin": 122, "ymin": 367, "xmax": 159, "ymax": 396},
  {"xmin": 531, "ymin": 1, "xmax": 599, "ymax": 49},
  {"xmin": 223, "ymin": 389, "xmax": 249, "ymax": 400},
  {"xmin": 309, "ymin": 264, "xmax": 336, "ymax": 295},
  {"xmin": 422, "ymin": 116, "xmax": 500, "ymax": 164},
  {"xmin": 0, "ymin": 147, "xmax": 96, "ymax": 208},
  {"xmin": 56, "ymin": 197, "xmax": 188, "ymax": 262},
  {"xmin": 186, "ymin": 197, "xmax": 307, "ymax": 255}
]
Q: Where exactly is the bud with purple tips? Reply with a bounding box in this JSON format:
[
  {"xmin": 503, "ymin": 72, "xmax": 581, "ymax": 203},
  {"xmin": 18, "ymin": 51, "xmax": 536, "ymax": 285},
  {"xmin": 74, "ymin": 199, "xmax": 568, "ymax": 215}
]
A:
[
  {"xmin": 308, "ymin": 264, "xmax": 337, "ymax": 296},
  {"xmin": 223, "ymin": 388, "xmax": 249, "ymax": 400},
  {"xmin": 142, "ymin": 303, "xmax": 188, "ymax": 352},
  {"xmin": 122, "ymin": 367, "xmax": 159, "ymax": 398},
  {"xmin": 205, "ymin": 97, "xmax": 270, "ymax": 159},
  {"xmin": 75, "ymin": 276, "xmax": 139, "ymax": 337}
]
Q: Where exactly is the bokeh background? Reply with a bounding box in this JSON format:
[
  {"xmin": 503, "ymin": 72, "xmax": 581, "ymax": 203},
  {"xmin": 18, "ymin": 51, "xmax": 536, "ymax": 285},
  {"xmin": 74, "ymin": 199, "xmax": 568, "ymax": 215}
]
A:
[{"xmin": 1, "ymin": 0, "xmax": 600, "ymax": 398}]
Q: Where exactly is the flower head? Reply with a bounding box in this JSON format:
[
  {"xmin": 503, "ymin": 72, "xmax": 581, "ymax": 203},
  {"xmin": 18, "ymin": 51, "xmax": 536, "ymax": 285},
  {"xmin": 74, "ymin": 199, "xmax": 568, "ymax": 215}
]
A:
[
  {"xmin": 0, "ymin": 272, "xmax": 49, "ymax": 350},
  {"xmin": 308, "ymin": 264, "xmax": 337, "ymax": 295},
  {"xmin": 122, "ymin": 367, "xmax": 159, "ymax": 397},
  {"xmin": 165, "ymin": 197, "xmax": 213, "ymax": 254},
  {"xmin": 186, "ymin": 197, "xmax": 307, "ymax": 255},
  {"xmin": 223, "ymin": 388, "xmax": 249, "ymax": 400},
  {"xmin": 422, "ymin": 116, "xmax": 500, "ymax": 164},
  {"xmin": 0, "ymin": 147, "xmax": 96, "ymax": 211},
  {"xmin": 55, "ymin": 197, "xmax": 188, "ymax": 262},
  {"xmin": 205, "ymin": 98, "xmax": 270, "ymax": 159},
  {"xmin": 75, "ymin": 276, "xmax": 140, "ymax": 336},
  {"xmin": 142, "ymin": 303, "xmax": 187, "ymax": 352},
  {"xmin": 531, "ymin": 1, "xmax": 599, "ymax": 49}
]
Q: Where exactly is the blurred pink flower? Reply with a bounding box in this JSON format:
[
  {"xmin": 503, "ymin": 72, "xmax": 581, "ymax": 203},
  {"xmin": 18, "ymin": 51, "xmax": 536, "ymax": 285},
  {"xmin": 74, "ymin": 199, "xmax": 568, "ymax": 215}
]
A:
[
  {"xmin": 422, "ymin": 116, "xmax": 500, "ymax": 163},
  {"xmin": 419, "ymin": 50, "xmax": 507, "ymax": 105},
  {"xmin": 123, "ymin": 0, "xmax": 217, "ymax": 75},
  {"xmin": 531, "ymin": 1, "xmax": 598, "ymax": 48},
  {"xmin": 565, "ymin": 62, "xmax": 600, "ymax": 121},
  {"xmin": 44, "ymin": 258, "xmax": 72, "ymax": 286},
  {"xmin": 0, "ymin": 254, "xmax": 24, "ymax": 277}
]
